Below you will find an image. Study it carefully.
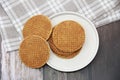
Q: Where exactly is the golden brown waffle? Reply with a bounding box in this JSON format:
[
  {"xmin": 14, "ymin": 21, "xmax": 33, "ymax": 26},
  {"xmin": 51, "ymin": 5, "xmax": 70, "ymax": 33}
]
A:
[
  {"xmin": 23, "ymin": 15, "xmax": 52, "ymax": 40},
  {"xmin": 52, "ymin": 20, "xmax": 85, "ymax": 52},
  {"xmin": 48, "ymin": 37, "xmax": 80, "ymax": 59},
  {"xmin": 19, "ymin": 35, "xmax": 50, "ymax": 68},
  {"xmin": 55, "ymin": 50, "xmax": 80, "ymax": 59}
]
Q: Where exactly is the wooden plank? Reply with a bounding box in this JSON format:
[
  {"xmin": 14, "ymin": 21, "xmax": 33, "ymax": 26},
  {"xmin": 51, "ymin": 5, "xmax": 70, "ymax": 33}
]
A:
[
  {"xmin": 43, "ymin": 65, "xmax": 67, "ymax": 80},
  {"xmin": 90, "ymin": 21, "xmax": 120, "ymax": 80},
  {"xmin": 67, "ymin": 67, "xmax": 91, "ymax": 80}
]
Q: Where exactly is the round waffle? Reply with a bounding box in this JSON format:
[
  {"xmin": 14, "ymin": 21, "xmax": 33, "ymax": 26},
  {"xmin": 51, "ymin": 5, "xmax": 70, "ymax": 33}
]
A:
[
  {"xmin": 19, "ymin": 35, "xmax": 50, "ymax": 68},
  {"xmin": 48, "ymin": 37, "xmax": 80, "ymax": 59},
  {"xmin": 52, "ymin": 20, "xmax": 85, "ymax": 52},
  {"xmin": 23, "ymin": 15, "xmax": 52, "ymax": 40}
]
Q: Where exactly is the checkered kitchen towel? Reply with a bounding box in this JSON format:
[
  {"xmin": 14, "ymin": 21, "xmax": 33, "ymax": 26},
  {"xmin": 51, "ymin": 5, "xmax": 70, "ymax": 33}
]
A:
[
  {"xmin": 0, "ymin": 0, "xmax": 120, "ymax": 52},
  {"xmin": 0, "ymin": 5, "xmax": 21, "ymax": 52}
]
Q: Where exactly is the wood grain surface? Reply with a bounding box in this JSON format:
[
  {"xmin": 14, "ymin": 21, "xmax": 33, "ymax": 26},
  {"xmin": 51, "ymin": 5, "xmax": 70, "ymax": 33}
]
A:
[{"xmin": 0, "ymin": 20, "xmax": 120, "ymax": 80}]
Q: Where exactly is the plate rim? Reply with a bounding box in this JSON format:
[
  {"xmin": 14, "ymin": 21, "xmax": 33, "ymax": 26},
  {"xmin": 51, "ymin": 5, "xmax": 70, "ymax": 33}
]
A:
[{"xmin": 47, "ymin": 11, "xmax": 99, "ymax": 72}]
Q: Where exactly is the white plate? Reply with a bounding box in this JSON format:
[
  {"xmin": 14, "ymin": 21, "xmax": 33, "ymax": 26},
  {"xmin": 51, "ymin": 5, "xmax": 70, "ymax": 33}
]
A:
[{"xmin": 47, "ymin": 11, "xmax": 99, "ymax": 72}]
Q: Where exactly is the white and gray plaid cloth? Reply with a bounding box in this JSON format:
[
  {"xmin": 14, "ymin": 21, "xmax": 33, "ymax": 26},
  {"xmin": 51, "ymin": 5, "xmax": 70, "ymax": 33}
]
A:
[{"xmin": 0, "ymin": 0, "xmax": 120, "ymax": 52}]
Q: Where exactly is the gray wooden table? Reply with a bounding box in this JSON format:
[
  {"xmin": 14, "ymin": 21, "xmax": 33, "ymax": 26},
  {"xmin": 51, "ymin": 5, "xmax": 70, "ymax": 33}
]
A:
[{"xmin": 0, "ymin": 20, "xmax": 120, "ymax": 80}]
